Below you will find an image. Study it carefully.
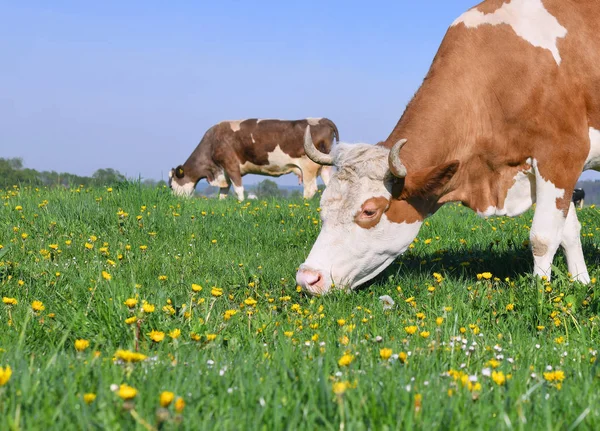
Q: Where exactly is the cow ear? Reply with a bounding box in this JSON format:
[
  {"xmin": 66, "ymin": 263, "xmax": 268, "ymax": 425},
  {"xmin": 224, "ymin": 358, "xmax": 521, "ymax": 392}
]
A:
[
  {"xmin": 400, "ymin": 160, "xmax": 459, "ymax": 199},
  {"xmin": 175, "ymin": 165, "xmax": 185, "ymax": 179}
]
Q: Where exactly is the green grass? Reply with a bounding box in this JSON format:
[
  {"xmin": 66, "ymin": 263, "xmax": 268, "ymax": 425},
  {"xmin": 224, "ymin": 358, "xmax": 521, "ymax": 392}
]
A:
[{"xmin": 1, "ymin": 183, "xmax": 600, "ymax": 430}]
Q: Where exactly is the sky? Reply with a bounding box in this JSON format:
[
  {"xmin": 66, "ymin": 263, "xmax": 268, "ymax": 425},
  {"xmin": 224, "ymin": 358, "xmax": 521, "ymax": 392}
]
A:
[{"xmin": 2, "ymin": 0, "xmax": 599, "ymax": 186}]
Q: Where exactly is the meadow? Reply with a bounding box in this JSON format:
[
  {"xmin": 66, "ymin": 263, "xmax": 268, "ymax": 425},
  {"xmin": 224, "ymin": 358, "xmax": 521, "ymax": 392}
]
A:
[{"xmin": 1, "ymin": 183, "xmax": 599, "ymax": 430}]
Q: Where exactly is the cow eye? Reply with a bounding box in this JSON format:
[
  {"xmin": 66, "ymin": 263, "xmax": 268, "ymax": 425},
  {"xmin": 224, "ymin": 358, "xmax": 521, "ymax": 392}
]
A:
[{"xmin": 362, "ymin": 208, "xmax": 377, "ymax": 218}]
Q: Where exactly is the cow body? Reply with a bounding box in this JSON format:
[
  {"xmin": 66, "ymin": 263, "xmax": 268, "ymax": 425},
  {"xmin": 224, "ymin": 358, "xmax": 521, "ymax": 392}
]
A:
[
  {"xmin": 297, "ymin": 0, "xmax": 599, "ymax": 295},
  {"xmin": 169, "ymin": 118, "xmax": 338, "ymax": 200}
]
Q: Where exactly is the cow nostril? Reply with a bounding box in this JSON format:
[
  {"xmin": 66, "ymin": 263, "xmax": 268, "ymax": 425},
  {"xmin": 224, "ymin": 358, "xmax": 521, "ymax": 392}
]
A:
[
  {"xmin": 309, "ymin": 272, "xmax": 322, "ymax": 287},
  {"xmin": 297, "ymin": 268, "xmax": 324, "ymax": 290}
]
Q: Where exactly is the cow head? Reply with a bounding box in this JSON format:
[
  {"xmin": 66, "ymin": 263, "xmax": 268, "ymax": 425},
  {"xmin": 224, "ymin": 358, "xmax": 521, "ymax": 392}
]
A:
[
  {"xmin": 168, "ymin": 165, "xmax": 196, "ymax": 197},
  {"xmin": 296, "ymin": 127, "xmax": 459, "ymax": 295}
]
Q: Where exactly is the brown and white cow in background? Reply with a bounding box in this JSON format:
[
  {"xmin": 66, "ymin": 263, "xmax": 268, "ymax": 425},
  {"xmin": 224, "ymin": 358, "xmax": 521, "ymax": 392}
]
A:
[
  {"xmin": 169, "ymin": 118, "xmax": 338, "ymax": 200},
  {"xmin": 297, "ymin": 0, "xmax": 599, "ymax": 295}
]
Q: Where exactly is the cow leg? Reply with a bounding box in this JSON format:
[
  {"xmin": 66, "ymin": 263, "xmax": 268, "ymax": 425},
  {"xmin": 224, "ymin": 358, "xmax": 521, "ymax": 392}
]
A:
[
  {"xmin": 579, "ymin": 199, "xmax": 584, "ymax": 209},
  {"xmin": 560, "ymin": 202, "xmax": 590, "ymax": 283},
  {"xmin": 226, "ymin": 169, "xmax": 244, "ymax": 201},
  {"xmin": 303, "ymin": 173, "xmax": 318, "ymax": 199},
  {"xmin": 529, "ymin": 161, "xmax": 577, "ymax": 281},
  {"xmin": 319, "ymin": 165, "xmax": 334, "ymax": 186},
  {"xmin": 219, "ymin": 184, "xmax": 230, "ymax": 200}
]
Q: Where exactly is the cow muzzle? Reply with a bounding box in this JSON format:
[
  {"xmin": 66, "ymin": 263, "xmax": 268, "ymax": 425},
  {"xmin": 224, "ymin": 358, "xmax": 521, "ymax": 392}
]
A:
[{"xmin": 296, "ymin": 265, "xmax": 329, "ymax": 295}]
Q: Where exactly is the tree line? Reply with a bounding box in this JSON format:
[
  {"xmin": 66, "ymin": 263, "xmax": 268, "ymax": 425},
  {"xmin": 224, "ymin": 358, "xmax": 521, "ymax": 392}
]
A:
[{"xmin": 0, "ymin": 157, "xmax": 129, "ymax": 189}]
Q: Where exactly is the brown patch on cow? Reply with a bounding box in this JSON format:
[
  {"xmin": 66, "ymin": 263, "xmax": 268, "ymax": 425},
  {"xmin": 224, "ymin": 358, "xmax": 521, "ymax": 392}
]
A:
[
  {"xmin": 400, "ymin": 161, "xmax": 460, "ymax": 200},
  {"xmin": 531, "ymin": 236, "xmax": 548, "ymax": 257},
  {"xmin": 354, "ymin": 197, "xmax": 389, "ymax": 229},
  {"xmin": 378, "ymin": 3, "xmax": 594, "ymax": 219},
  {"xmin": 473, "ymin": 0, "xmax": 507, "ymax": 14}
]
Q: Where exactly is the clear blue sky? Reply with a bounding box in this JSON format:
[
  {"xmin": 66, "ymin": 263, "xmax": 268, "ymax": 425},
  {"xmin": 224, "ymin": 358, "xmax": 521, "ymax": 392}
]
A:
[{"xmin": 2, "ymin": 0, "xmax": 598, "ymax": 185}]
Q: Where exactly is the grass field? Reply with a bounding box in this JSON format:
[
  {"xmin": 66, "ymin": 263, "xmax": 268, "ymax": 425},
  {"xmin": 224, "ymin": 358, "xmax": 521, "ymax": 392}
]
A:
[{"xmin": 1, "ymin": 183, "xmax": 600, "ymax": 430}]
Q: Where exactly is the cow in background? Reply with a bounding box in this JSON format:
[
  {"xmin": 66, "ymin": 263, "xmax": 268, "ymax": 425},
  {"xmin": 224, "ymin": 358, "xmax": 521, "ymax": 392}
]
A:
[
  {"xmin": 169, "ymin": 118, "xmax": 338, "ymax": 200},
  {"xmin": 572, "ymin": 188, "xmax": 585, "ymax": 209}
]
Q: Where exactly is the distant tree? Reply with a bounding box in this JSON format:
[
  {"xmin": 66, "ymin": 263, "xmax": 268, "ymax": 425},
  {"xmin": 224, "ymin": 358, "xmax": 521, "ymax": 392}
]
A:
[
  {"xmin": 256, "ymin": 179, "xmax": 281, "ymax": 198},
  {"xmin": 92, "ymin": 168, "xmax": 127, "ymax": 186}
]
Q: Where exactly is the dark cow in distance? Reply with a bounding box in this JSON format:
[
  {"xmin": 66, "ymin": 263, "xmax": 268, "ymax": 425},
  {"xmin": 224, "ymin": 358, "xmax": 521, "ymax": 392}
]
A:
[
  {"xmin": 297, "ymin": 0, "xmax": 599, "ymax": 295},
  {"xmin": 169, "ymin": 118, "xmax": 338, "ymax": 200},
  {"xmin": 572, "ymin": 188, "xmax": 585, "ymax": 209}
]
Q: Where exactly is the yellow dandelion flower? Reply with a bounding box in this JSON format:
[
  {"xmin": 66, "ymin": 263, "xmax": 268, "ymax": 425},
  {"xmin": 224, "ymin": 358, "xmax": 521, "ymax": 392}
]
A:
[
  {"xmin": 191, "ymin": 284, "xmax": 202, "ymax": 292},
  {"xmin": 436, "ymin": 317, "xmax": 444, "ymax": 326},
  {"xmin": 337, "ymin": 319, "xmax": 346, "ymax": 326},
  {"xmin": 224, "ymin": 309, "xmax": 238, "ymax": 320},
  {"xmin": 75, "ymin": 339, "xmax": 90, "ymax": 352},
  {"xmin": 158, "ymin": 275, "xmax": 168, "ymax": 281},
  {"xmin": 31, "ymin": 300, "xmax": 45, "ymax": 312},
  {"xmin": 211, "ymin": 287, "xmax": 223, "ymax": 297},
  {"xmin": 148, "ymin": 330, "xmax": 165, "ymax": 342},
  {"xmin": 0, "ymin": 365, "xmax": 12, "ymax": 386},
  {"xmin": 102, "ymin": 271, "xmax": 112, "ymax": 281},
  {"xmin": 244, "ymin": 297, "xmax": 257, "ymax": 306},
  {"xmin": 175, "ymin": 397, "xmax": 185, "ymax": 413},
  {"xmin": 115, "ymin": 350, "xmax": 147, "ymax": 363},
  {"xmin": 491, "ymin": 371, "xmax": 506, "ymax": 386},
  {"xmin": 404, "ymin": 326, "xmax": 418, "ymax": 335},
  {"xmin": 206, "ymin": 333, "xmax": 217, "ymax": 341},
  {"xmin": 124, "ymin": 298, "xmax": 137, "ymax": 308},
  {"xmin": 160, "ymin": 391, "xmax": 175, "ymax": 407},
  {"xmin": 125, "ymin": 316, "xmax": 137, "ymax": 324},
  {"xmin": 332, "ymin": 381, "xmax": 348, "ymax": 395},
  {"xmin": 85, "ymin": 242, "xmax": 94, "ymax": 250},
  {"xmin": 420, "ymin": 331, "xmax": 430, "ymax": 338},
  {"xmin": 380, "ymin": 348, "xmax": 393, "ymax": 360},
  {"xmin": 338, "ymin": 353, "xmax": 354, "ymax": 367},
  {"xmin": 169, "ymin": 329, "xmax": 181, "ymax": 339},
  {"xmin": 117, "ymin": 384, "xmax": 137, "ymax": 400},
  {"xmin": 3, "ymin": 297, "xmax": 17, "ymax": 306},
  {"xmin": 142, "ymin": 302, "xmax": 155, "ymax": 313},
  {"xmin": 83, "ymin": 393, "xmax": 96, "ymax": 404},
  {"xmin": 398, "ymin": 352, "xmax": 408, "ymax": 364},
  {"xmin": 506, "ymin": 303, "xmax": 515, "ymax": 311},
  {"xmin": 284, "ymin": 331, "xmax": 294, "ymax": 338}
]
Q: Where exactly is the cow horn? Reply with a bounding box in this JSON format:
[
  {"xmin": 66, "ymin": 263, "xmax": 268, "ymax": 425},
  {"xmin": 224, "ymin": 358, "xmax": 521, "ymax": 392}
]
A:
[
  {"xmin": 304, "ymin": 126, "xmax": 334, "ymax": 166},
  {"xmin": 388, "ymin": 139, "xmax": 408, "ymax": 177}
]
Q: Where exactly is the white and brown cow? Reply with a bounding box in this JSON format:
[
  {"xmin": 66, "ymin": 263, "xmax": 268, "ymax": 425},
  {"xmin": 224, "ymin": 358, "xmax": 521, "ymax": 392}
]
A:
[
  {"xmin": 297, "ymin": 0, "xmax": 599, "ymax": 295},
  {"xmin": 169, "ymin": 118, "xmax": 338, "ymax": 200}
]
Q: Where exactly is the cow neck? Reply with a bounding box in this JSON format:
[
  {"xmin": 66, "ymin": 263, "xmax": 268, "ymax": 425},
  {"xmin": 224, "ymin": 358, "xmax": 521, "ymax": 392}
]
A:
[{"xmin": 183, "ymin": 142, "xmax": 213, "ymax": 182}]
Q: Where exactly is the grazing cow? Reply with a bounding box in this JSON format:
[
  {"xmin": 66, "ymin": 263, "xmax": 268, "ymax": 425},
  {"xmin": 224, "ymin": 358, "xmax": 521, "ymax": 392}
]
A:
[
  {"xmin": 572, "ymin": 188, "xmax": 585, "ymax": 209},
  {"xmin": 297, "ymin": 0, "xmax": 598, "ymax": 295},
  {"xmin": 168, "ymin": 118, "xmax": 338, "ymax": 200}
]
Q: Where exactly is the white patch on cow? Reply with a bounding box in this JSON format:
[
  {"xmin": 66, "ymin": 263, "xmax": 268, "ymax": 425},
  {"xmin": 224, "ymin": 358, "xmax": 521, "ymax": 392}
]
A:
[
  {"xmin": 239, "ymin": 145, "xmax": 321, "ymax": 197},
  {"xmin": 233, "ymin": 184, "xmax": 245, "ymax": 201},
  {"xmin": 229, "ymin": 120, "xmax": 243, "ymax": 132},
  {"xmin": 530, "ymin": 159, "xmax": 566, "ymax": 280},
  {"xmin": 584, "ymin": 128, "xmax": 600, "ymax": 170},
  {"xmin": 452, "ymin": 0, "xmax": 567, "ymax": 65},
  {"xmin": 207, "ymin": 170, "xmax": 229, "ymax": 188},
  {"xmin": 251, "ymin": 133, "xmax": 256, "ymax": 144},
  {"xmin": 307, "ymin": 118, "xmax": 322, "ymax": 126},
  {"xmin": 477, "ymin": 167, "xmax": 535, "ymax": 217},
  {"xmin": 561, "ymin": 202, "xmax": 590, "ymax": 283},
  {"xmin": 170, "ymin": 181, "xmax": 195, "ymax": 197},
  {"xmin": 240, "ymin": 146, "xmax": 300, "ymax": 176}
]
